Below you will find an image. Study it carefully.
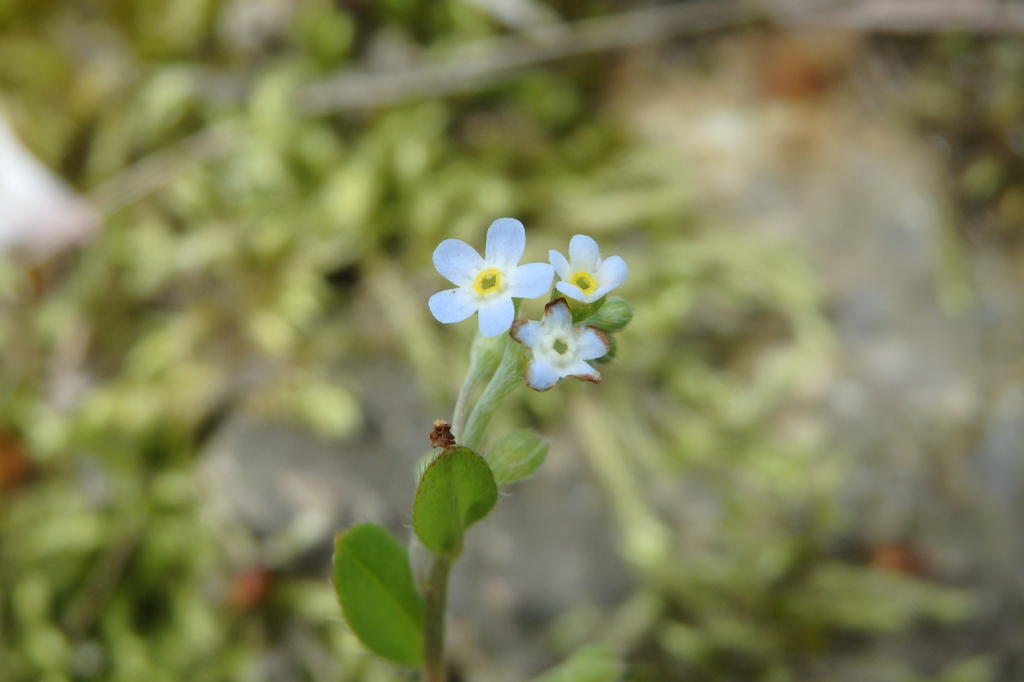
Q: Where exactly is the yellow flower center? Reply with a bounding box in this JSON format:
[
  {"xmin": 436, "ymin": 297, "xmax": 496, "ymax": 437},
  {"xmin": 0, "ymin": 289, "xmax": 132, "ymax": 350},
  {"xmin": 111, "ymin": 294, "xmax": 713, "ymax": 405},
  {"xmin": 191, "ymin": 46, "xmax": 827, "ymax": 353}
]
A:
[
  {"xmin": 570, "ymin": 271, "xmax": 596, "ymax": 294},
  {"xmin": 473, "ymin": 267, "xmax": 503, "ymax": 296}
]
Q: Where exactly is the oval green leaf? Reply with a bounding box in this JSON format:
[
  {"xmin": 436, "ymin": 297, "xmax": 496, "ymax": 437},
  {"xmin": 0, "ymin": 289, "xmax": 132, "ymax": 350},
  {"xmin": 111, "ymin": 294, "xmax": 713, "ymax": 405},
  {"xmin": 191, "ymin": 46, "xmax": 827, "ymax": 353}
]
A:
[
  {"xmin": 413, "ymin": 447, "xmax": 497, "ymax": 558},
  {"xmin": 332, "ymin": 523, "xmax": 424, "ymax": 666}
]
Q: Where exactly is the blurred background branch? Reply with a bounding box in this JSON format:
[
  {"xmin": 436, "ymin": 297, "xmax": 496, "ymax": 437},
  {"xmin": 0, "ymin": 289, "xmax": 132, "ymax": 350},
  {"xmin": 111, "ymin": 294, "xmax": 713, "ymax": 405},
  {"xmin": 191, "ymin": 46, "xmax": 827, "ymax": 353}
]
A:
[
  {"xmin": 89, "ymin": 0, "xmax": 1024, "ymax": 220},
  {"xmin": 788, "ymin": 0, "xmax": 1024, "ymax": 32}
]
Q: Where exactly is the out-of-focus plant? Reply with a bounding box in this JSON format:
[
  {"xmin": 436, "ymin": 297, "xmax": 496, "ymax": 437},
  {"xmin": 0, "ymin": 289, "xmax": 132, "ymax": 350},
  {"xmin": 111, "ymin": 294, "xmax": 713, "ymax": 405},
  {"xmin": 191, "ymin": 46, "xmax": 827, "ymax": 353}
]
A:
[
  {"xmin": 894, "ymin": 35, "xmax": 1024, "ymax": 269},
  {"xmin": 0, "ymin": 1, "xmax": 986, "ymax": 681}
]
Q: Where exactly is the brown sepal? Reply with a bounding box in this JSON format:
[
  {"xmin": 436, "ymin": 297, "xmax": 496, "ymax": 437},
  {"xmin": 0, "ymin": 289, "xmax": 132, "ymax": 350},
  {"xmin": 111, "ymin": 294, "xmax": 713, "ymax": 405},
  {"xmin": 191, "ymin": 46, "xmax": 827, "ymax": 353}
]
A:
[{"xmin": 568, "ymin": 370, "xmax": 601, "ymax": 384}]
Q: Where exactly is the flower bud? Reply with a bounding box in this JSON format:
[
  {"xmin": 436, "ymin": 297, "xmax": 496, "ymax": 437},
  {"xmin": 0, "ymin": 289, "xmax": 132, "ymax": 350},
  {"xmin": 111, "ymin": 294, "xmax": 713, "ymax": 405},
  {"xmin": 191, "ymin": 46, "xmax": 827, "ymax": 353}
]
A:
[
  {"xmin": 569, "ymin": 296, "xmax": 606, "ymax": 324},
  {"xmin": 486, "ymin": 429, "xmax": 549, "ymax": 485},
  {"xmin": 581, "ymin": 297, "xmax": 632, "ymax": 332}
]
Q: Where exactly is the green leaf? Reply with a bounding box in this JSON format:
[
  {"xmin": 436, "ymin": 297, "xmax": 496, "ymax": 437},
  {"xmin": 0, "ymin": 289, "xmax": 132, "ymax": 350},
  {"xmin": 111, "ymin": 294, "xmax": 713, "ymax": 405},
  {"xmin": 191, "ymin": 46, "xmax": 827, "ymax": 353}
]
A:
[
  {"xmin": 487, "ymin": 429, "xmax": 549, "ymax": 485},
  {"xmin": 413, "ymin": 447, "xmax": 498, "ymax": 558},
  {"xmin": 531, "ymin": 643, "xmax": 624, "ymax": 682},
  {"xmin": 332, "ymin": 524, "xmax": 424, "ymax": 666},
  {"xmin": 581, "ymin": 297, "xmax": 633, "ymax": 332}
]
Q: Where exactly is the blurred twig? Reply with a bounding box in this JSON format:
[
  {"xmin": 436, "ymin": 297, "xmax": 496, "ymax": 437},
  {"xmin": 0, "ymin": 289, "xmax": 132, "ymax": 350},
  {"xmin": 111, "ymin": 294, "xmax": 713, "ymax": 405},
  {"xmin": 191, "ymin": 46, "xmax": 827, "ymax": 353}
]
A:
[
  {"xmin": 297, "ymin": 0, "xmax": 770, "ymax": 115},
  {"xmin": 461, "ymin": 0, "xmax": 565, "ymax": 29},
  {"xmin": 87, "ymin": 0, "xmax": 772, "ymax": 216},
  {"xmin": 785, "ymin": 0, "xmax": 1024, "ymax": 33},
  {"xmin": 93, "ymin": 0, "xmax": 1023, "ymax": 216},
  {"xmin": 570, "ymin": 390, "xmax": 673, "ymax": 574}
]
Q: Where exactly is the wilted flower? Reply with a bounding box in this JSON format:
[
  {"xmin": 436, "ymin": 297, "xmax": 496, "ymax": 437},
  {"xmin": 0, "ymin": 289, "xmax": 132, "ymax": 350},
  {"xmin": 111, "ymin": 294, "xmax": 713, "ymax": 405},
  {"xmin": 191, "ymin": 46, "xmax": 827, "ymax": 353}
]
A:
[
  {"xmin": 549, "ymin": 234, "xmax": 628, "ymax": 304},
  {"xmin": 510, "ymin": 298, "xmax": 610, "ymax": 391},
  {"xmin": 429, "ymin": 218, "xmax": 553, "ymax": 337}
]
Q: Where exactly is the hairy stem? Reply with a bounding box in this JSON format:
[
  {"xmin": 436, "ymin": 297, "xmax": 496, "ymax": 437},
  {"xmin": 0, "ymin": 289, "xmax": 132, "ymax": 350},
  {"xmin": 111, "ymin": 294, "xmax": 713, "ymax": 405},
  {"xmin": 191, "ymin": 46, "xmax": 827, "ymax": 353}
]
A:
[
  {"xmin": 451, "ymin": 332, "xmax": 505, "ymax": 441},
  {"xmin": 450, "ymin": 374, "xmax": 476, "ymax": 443},
  {"xmin": 461, "ymin": 340, "xmax": 526, "ymax": 451},
  {"xmin": 422, "ymin": 554, "xmax": 452, "ymax": 682}
]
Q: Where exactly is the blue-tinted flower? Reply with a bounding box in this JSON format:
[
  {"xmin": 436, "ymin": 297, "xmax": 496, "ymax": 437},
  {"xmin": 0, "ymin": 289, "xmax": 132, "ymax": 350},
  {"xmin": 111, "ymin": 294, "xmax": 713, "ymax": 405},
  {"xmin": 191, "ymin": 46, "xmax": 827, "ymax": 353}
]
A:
[
  {"xmin": 549, "ymin": 234, "xmax": 628, "ymax": 304},
  {"xmin": 429, "ymin": 218, "xmax": 554, "ymax": 337},
  {"xmin": 511, "ymin": 298, "xmax": 610, "ymax": 391}
]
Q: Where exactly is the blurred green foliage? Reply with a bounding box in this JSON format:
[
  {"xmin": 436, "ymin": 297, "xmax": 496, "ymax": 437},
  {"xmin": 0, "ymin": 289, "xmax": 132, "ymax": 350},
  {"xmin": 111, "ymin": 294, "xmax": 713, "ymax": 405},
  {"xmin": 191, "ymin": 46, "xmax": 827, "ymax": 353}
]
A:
[
  {"xmin": 898, "ymin": 35, "xmax": 1024, "ymax": 248},
  {"xmin": 0, "ymin": 1, "xmax": 991, "ymax": 681}
]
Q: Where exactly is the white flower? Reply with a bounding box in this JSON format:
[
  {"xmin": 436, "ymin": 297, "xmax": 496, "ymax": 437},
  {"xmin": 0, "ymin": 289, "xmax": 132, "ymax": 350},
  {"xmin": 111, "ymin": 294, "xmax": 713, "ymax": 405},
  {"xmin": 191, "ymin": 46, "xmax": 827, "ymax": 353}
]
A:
[
  {"xmin": 0, "ymin": 116, "xmax": 97, "ymax": 260},
  {"xmin": 428, "ymin": 218, "xmax": 554, "ymax": 337},
  {"xmin": 510, "ymin": 298, "xmax": 610, "ymax": 391},
  {"xmin": 549, "ymin": 234, "xmax": 628, "ymax": 304}
]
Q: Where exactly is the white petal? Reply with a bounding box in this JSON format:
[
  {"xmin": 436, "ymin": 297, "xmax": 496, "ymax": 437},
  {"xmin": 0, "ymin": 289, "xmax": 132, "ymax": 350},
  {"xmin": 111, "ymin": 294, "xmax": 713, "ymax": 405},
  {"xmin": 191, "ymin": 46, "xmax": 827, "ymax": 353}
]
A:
[
  {"xmin": 564, "ymin": 359, "xmax": 601, "ymax": 383},
  {"xmin": 524, "ymin": 357, "xmax": 562, "ymax": 392},
  {"xmin": 510, "ymin": 319, "xmax": 543, "ymax": 349},
  {"xmin": 568, "ymin": 234, "xmax": 600, "ymax": 272},
  {"xmin": 0, "ymin": 117, "xmax": 99, "ymax": 256},
  {"xmin": 554, "ymin": 280, "xmax": 587, "ymax": 302},
  {"xmin": 549, "ymin": 250, "xmax": 571, "ymax": 281},
  {"xmin": 588, "ymin": 284, "xmax": 616, "ymax": 301},
  {"xmin": 477, "ymin": 295, "xmax": 515, "ymax": 337},
  {"xmin": 573, "ymin": 326, "xmax": 610, "ymax": 360},
  {"xmin": 543, "ymin": 298, "xmax": 573, "ymax": 330},
  {"xmin": 484, "ymin": 218, "xmax": 525, "ymax": 272},
  {"xmin": 434, "ymin": 239, "xmax": 483, "ymax": 287},
  {"xmin": 595, "ymin": 255, "xmax": 628, "ymax": 289},
  {"xmin": 428, "ymin": 288, "xmax": 478, "ymax": 323},
  {"xmin": 509, "ymin": 262, "xmax": 553, "ymax": 298}
]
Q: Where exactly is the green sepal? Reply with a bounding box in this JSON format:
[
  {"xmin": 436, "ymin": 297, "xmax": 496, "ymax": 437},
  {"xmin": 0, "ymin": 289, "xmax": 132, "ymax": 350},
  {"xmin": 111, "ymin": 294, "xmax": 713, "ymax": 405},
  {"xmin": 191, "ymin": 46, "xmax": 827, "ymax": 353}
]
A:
[
  {"xmin": 581, "ymin": 297, "xmax": 633, "ymax": 332},
  {"xmin": 487, "ymin": 429, "xmax": 549, "ymax": 485},
  {"xmin": 332, "ymin": 523, "xmax": 424, "ymax": 666},
  {"xmin": 412, "ymin": 447, "xmax": 498, "ymax": 558},
  {"xmin": 530, "ymin": 643, "xmax": 624, "ymax": 682},
  {"xmin": 570, "ymin": 296, "xmax": 607, "ymax": 324}
]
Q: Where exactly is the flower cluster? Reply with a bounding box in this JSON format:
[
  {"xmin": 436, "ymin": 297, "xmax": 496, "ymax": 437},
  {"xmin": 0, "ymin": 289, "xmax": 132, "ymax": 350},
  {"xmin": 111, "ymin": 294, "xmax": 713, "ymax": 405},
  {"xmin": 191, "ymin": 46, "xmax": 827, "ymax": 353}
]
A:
[{"xmin": 429, "ymin": 218, "xmax": 632, "ymax": 391}]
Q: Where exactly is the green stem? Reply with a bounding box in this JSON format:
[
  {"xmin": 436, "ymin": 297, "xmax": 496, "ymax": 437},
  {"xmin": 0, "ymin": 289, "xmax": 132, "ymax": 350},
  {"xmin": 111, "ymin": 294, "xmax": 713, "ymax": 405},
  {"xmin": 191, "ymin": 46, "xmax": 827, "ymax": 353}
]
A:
[
  {"xmin": 460, "ymin": 339, "xmax": 525, "ymax": 451},
  {"xmin": 451, "ymin": 332, "xmax": 504, "ymax": 441},
  {"xmin": 451, "ymin": 370, "xmax": 478, "ymax": 444},
  {"xmin": 422, "ymin": 554, "xmax": 452, "ymax": 682},
  {"xmin": 422, "ymin": 316, "xmax": 524, "ymax": 681}
]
